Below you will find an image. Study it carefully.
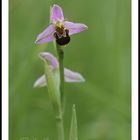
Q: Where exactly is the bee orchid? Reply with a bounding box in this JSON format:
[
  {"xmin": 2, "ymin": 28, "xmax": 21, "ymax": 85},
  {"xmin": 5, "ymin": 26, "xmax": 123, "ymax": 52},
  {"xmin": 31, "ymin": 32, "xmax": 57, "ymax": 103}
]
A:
[
  {"xmin": 34, "ymin": 52, "xmax": 85, "ymax": 88},
  {"xmin": 35, "ymin": 4, "xmax": 88, "ymax": 45}
]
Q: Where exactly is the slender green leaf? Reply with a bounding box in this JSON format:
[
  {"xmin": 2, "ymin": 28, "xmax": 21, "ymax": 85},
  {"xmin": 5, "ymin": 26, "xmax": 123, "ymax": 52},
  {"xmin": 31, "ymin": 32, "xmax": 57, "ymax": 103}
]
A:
[
  {"xmin": 44, "ymin": 60, "xmax": 61, "ymax": 114},
  {"xmin": 69, "ymin": 104, "xmax": 78, "ymax": 140}
]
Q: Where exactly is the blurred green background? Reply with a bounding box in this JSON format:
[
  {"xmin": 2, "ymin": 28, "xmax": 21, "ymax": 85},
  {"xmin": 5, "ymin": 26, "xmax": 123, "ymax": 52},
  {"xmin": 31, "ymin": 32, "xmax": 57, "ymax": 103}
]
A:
[{"xmin": 9, "ymin": 0, "xmax": 131, "ymax": 140}]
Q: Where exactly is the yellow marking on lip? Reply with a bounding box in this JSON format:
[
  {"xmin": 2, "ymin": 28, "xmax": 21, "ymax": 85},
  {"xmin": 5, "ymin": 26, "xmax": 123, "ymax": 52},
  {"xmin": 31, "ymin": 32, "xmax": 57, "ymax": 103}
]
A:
[{"xmin": 56, "ymin": 20, "xmax": 64, "ymax": 28}]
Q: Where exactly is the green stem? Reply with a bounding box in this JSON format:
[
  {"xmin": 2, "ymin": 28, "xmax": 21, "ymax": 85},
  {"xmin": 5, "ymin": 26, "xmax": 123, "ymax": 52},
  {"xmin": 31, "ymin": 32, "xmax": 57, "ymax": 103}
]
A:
[
  {"xmin": 50, "ymin": 0, "xmax": 56, "ymax": 5},
  {"xmin": 52, "ymin": 43, "xmax": 65, "ymax": 140},
  {"xmin": 57, "ymin": 45, "xmax": 65, "ymax": 107},
  {"xmin": 56, "ymin": 44, "xmax": 65, "ymax": 140},
  {"xmin": 56, "ymin": 108, "xmax": 65, "ymax": 140}
]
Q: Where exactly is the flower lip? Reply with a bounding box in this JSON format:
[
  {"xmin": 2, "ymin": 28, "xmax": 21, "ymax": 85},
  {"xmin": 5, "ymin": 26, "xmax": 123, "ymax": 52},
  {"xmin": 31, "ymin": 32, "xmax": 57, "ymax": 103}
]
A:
[{"xmin": 54, "ymin": 29, "xmax": 70, "ymax": 46}]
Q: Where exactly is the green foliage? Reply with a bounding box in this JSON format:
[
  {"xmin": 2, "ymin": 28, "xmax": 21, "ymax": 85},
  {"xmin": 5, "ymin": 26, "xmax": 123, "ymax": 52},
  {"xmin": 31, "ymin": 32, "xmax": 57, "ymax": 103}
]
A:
[
  {"xmin": 44, "ymin": 59, "xmax": 61, "ymax": 115},
  {"xmin": 69, "ymin": 105, "xmax": 78, "ymax": 140}
]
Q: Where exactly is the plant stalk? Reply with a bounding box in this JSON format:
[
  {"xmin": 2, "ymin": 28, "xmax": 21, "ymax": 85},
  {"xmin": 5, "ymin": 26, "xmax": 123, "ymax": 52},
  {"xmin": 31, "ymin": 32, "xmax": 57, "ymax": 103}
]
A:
[
  {"xmin": 56, "ymin": 108, "xmax": 65, "ymax": 140},
  {"xmin": 56, "ymin": 44, "xmax": 65, "ymax": 140},
  {"xmin": 57, "ymin": 45, "xmax": 64, "ymax": 105},
  {"xmin": 51, "ymin": 42, "xmax": 65, "ymax": 140}
]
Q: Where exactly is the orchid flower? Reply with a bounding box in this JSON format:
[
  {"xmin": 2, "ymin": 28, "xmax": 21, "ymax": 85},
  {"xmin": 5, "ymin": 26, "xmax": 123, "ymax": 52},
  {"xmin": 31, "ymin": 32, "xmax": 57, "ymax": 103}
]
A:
[
  {"xmin": 35, "ymin": 4, "xmax": 88, "ymax": 45},
  {"xmin": 34, "ymin": 52, "xmax": 85, "ymax": 88}
]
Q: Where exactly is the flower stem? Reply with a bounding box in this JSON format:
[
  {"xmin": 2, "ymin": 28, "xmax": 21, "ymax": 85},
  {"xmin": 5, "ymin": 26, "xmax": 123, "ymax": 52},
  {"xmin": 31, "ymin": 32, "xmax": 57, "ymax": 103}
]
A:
[
  {"xmin": 56, "ymin": 44, "xmax": 65, "ymax": 140},
  {"xmin": 57, "ymin": 44, "xmax": 64, "ymax": 107},
  {"xmin": 52, "ymin": 43, "xmax": 65, "ymax": 140},
  {"xmin": 56, "ymin": 108, "xmax": 65, "ymax": 140}
]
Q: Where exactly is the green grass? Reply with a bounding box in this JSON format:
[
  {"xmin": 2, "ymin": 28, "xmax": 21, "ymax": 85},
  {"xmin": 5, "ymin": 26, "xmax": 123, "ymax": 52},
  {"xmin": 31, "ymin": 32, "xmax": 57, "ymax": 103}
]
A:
[{"xmin": 9, "ymin": 0, "xmax": 131, "ymax": 140}]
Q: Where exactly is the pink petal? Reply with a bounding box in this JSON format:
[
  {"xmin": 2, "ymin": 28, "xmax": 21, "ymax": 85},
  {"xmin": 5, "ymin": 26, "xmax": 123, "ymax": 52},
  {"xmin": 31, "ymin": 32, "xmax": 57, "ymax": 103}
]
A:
[
  {"xmin": 51, "ymin": 4, "xmax": 64, "ymax": 23},
  {"xmin": 33, "ymin": 75, "xmax": 47, "ymax": 88},
  {"xmin": 64, "ymin": 68, "xmax": 85, "ymax": 82},
  {"xmin": 35, "ymin": 24, "xmax": 55, "ymax": 44},
  {"xmin": 64, "ymin": 21, "xmax": 88, "ymax": 35},
  {"xmin": 34, "ymin": 68, "xmax": 85, "ymax": 88},
  {"xmin": 39, "ymin": 52, "xmax": 59, "ymax": 69}
]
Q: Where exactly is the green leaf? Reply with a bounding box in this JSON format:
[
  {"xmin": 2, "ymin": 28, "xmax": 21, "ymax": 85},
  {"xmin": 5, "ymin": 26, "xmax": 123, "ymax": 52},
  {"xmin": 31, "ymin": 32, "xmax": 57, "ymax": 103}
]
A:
[
  {"xmin": 44, "ymin": 60, "xmax": 61, "ymax": 114},
  {"xmin": 69, "ymin": 104, "xmax": 78, "ymax": 140}
]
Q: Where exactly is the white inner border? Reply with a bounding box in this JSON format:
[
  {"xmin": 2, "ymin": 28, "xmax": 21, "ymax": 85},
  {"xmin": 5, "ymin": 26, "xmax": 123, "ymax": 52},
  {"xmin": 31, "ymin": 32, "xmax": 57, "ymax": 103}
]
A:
[
  {"xmin": 131, "ymin": 0, "xmax": 138, "ymax": 140},
  {"xmin": 2, "ymin": 0, "xmax": 138, "ymax": 140},
  {"xmin": 2, "ymin": 0, "xmax": 9, "ymax": 140}
]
